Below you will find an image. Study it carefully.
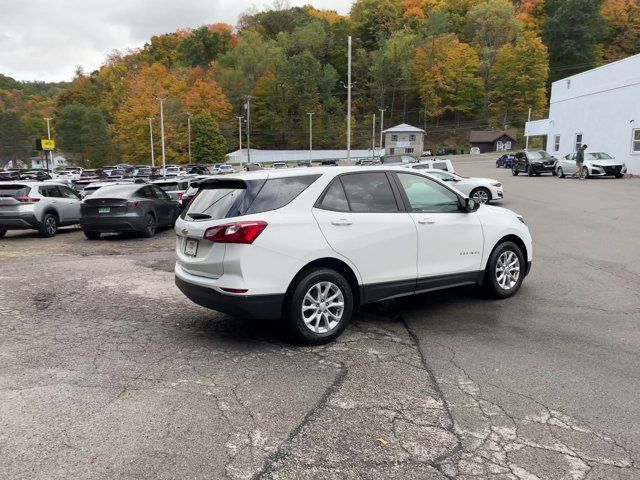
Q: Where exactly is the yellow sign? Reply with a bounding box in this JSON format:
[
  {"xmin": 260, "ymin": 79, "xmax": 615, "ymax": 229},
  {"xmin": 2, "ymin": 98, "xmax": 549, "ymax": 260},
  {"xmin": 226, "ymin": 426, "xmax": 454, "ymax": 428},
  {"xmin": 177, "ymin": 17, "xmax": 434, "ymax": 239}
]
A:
[{"xmin": 41, "ymin": 139, "xmax": 55, "ymax": 150}]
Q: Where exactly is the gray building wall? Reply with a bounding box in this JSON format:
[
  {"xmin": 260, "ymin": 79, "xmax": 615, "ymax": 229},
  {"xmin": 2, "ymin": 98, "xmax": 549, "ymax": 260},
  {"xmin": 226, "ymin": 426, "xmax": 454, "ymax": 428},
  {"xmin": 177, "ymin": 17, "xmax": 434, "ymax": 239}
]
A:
[{"xmin": 384, "ymin": 132, "xmax": 424, "ymax": 156}]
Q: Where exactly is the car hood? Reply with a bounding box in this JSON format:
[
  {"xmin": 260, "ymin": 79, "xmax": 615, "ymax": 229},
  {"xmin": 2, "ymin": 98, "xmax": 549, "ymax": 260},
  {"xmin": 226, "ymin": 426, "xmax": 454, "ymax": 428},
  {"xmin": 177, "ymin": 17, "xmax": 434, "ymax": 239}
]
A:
[
  {"xmin": 466, "ymin": 177, "xmax": 499, "ymax": 184},
  {"xmin": 585, "ymin": 159, "xmax": 623, "ymax": 166}
]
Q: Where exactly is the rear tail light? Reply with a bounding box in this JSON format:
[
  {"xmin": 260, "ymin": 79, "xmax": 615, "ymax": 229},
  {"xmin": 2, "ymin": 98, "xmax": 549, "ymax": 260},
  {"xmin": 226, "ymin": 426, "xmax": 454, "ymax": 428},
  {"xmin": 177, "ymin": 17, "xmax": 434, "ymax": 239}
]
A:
[
  {"xmin": 14, "ymin": 196, "xmax": 40, "ymax": 203},
  {"xmin": 204, "ymin": 221, "xmax": 267, "ymax": 244}
]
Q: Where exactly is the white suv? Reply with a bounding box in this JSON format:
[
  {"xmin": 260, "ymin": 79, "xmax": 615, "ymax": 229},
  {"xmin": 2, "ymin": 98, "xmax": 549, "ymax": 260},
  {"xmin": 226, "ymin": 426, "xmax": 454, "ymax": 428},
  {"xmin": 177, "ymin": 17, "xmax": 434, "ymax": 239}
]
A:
[
  {"xmin": 174, "ymin": 167, "xmax": 532, "ymax": 345},
  {"xmin": 0, "ymin": 181, "xmax": 82, "ymax": 237}
]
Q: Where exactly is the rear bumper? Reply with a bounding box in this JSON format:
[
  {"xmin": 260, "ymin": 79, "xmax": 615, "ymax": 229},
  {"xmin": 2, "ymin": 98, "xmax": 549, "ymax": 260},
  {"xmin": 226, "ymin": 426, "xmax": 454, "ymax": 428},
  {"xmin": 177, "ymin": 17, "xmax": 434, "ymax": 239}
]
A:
[
  {"xmin": 175, "ymin": 276, "xmax": 284, "ymax": 320},
  {"xmin": 80, "ymin": 214, "xmax": 145, "ymax": 233},
  {"xmin": 0, "ymin": 213, "xmax": 40, "ymax": 229}
]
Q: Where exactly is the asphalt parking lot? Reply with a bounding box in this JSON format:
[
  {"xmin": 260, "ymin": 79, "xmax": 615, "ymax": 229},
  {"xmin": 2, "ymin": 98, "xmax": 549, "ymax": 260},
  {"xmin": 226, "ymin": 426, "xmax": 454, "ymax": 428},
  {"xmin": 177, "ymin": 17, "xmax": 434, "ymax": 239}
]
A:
[{"xmin": 1, "ymin": 157, "xmax": 639, "ymax": 479}]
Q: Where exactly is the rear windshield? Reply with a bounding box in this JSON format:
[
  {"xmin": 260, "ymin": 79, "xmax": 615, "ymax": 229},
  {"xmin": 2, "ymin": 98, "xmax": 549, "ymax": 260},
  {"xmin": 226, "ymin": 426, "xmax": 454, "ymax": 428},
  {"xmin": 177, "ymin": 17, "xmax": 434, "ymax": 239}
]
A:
[
  {"xmin": 90, "ymin": 185, "xmax": 136, "ymax": 198},
  {"xmin": 0, "ymin": 185, "xmax": 30, "ymax": 197},
  {"xmin": 183, "ymin": 175, "xmax": 320, "ymax": 220}
]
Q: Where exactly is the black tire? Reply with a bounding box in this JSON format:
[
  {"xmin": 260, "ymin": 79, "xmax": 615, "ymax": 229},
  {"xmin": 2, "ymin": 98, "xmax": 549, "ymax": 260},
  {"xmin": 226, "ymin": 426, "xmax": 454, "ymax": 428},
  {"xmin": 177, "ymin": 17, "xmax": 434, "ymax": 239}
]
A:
[
  {"xmin": 38, "ymin": 213, "xmax": 58, "ymax": 237},
  {"xmin": 551, "ymin": 170, "xmax": 557, "ymax": 176},
  {"xmin": 470, "ymin": 187, "xmax": 491, "ymax": 204},
  {"xmin": 285, "ymin": 268, "xmax": 354, "ymax": 345},
  {"xmin": 141, "ymin": 213, "xmax": 156, "ymax": 238},
  {"xmin": 511, "ymin": 165, "xmax": 519, "ymax": 176},
  {"xmin": 557, "ymin": 167, "xmax": 565, "ymax": 178},
  {"xmin": 496, "ymin": 163, "xmax": 500, "ymax": 168},
  {"xmin": 83, "ymin": 230, "xmax": 101, "ymax": 240},
  {"xmin": 484, "ymin": 241, "xmax": 525, "ymax": 299},
  {"xmin": 582, "ymin": 166, "xmax": 590, "ymax": 179},
  {"xmin": 615, "ymin": 174, "xmax": 624, "ymax": 179},
  {"xmin": 527, "ymin": 166, "xmax": 534, "ymax": 177},
  {"xmin": 0, "ymin": 228, "xmax": 7, "ymax": 238}
]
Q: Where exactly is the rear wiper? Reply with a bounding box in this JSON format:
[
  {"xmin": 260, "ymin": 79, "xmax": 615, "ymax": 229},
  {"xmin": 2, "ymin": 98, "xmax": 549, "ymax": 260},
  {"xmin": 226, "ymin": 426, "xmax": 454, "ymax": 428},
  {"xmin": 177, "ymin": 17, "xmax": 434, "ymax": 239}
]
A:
[{"xmin": 187, "ymin": 213, "xmax": 211, "ymax": 219}]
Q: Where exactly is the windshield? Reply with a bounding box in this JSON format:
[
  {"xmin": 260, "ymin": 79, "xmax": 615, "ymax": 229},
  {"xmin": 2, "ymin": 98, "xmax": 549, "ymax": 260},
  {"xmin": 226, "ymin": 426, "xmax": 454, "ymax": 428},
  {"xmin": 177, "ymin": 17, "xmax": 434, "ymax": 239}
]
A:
[
  {"xmin": 588, "ymin": 152, "xmax": 613, "ymax": 160},
  {"xmin": 528, "ymin": 150, "xmax": 553, "ymax": 160}
]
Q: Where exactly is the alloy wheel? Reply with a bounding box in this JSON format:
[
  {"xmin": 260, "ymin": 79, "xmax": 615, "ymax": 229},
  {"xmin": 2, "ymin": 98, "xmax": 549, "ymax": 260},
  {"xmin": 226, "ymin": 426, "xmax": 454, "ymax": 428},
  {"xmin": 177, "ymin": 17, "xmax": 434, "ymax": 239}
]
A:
[
  {"xmin": 301, "ymin": 281, "xmax": 344, "ymax": 334},
  {"xmin": 495, "ymin": 251, "xmax": 520, "ymax": 290},
  {"xmin": 146, "ymin": 216, "xmax": 156, "ymax": 235},
  {"xmin": 472, "ymin": 189, "xmax": 490, "ymax": 204},
  {"xmin": 45, "ymin": 216, "xmax": 57, "ymax": 235}
]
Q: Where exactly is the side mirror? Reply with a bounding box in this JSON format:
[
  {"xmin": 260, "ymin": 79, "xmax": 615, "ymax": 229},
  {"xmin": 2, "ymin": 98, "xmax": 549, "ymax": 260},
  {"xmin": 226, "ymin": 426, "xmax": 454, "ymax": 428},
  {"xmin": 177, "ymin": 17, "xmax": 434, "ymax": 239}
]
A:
[{"xmin": 465, "ymin": 197, "xmax": 480, "ymax": 212}]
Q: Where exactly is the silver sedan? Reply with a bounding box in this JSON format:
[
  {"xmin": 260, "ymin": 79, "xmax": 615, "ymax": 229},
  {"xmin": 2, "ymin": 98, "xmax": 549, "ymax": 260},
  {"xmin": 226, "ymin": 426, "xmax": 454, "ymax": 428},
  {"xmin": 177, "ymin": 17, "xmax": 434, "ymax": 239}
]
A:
[{"xmin": 556, "ymin": 152, "xmax": 627, "ymax": 179}]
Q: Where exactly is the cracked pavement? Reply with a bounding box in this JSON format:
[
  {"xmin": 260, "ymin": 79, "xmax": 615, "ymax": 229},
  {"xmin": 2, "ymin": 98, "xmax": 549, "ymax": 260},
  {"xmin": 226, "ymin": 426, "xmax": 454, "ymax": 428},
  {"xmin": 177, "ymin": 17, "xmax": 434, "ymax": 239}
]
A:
[{"xmin": 1, "ymin": 160, "xmax": 639, "ymax": 479}]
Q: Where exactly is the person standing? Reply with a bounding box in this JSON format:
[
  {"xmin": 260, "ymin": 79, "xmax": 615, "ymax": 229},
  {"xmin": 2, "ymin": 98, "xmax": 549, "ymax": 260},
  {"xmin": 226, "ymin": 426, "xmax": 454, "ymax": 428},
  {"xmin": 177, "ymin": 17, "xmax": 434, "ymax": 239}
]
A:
[{"xmin": 575, "ymin": 144, "xmax": 587, "ymax": 179}]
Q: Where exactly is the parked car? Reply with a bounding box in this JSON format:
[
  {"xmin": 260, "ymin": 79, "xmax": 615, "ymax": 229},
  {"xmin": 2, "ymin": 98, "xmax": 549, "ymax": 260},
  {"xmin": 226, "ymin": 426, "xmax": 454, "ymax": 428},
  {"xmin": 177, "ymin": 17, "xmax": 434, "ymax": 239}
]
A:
[
  {"xmin": 219, "ymin": 164, "xmax": 235, "ymax": 174},
  {"xmin": 381, "ymin": 155, "xmax": 417, "ymax": 165},
  {"xmin": 21, "ymin": 170, "xmax": 52, "ymax": 181},
  {"xmin": 0, "ymin": 181, "xmax": 82, "ymax": 237},
  {"xmin": 56, "ymin": 168, "xmax": 82, "ymax": 180},
  {"xmin": 421, "ymin": 149, "xmax": 433, "ymax": 157},
  {"xmin": 356, "ymin": 159, "xmax": 376, "ymax": 166},
  {"xmin": 321, "ymin": 160, "xmax": 338, "ymax": 166},
  {"xmin": 402, "ymin": 159, "xmax": 456, "ymax": 174},
  {"xmin": 133, "ymin": 167, "xmax": 152, "ymax": 177},
  {"xmin": 556, "ymin": 152, "xmax": 627, "ymax": 179},
  {"xmin": 0, "ymin": 170, "xmax": 22, "ymax": 181},
  {"xmin": 152, "ymin": 178, "xmax": 192, "ymax": 205},
  {"xmin": 470, "ymin": 147, "xmax": 481, "ymax": 155},
  {"xmin": 80, "ymin": 184, "xmax": 178, "ymax": 239},
  {"xmin": 186, "ymin": 165, "xmax": 209, "ymax": 175},
  {"xmin": 511, "ymin": 150, "xmax": 557, "ymax": 176},
  {"xmin": 174, "ymin": 166, "xmax": 532, "ymax": 345},
  {"xmin": 425, "ymin": 170, "xmax": 503, "ymax": 204},
  {"xmin": 272, "ymin": 162, "xmax": 288, "ymax": 169},
  {"xmin": 297, "ymin": 161, "xmax": 312, "ymax": 167},
  {"xmin": 496, "ymin": 154, "xmax": 515, "ymax": 169}
]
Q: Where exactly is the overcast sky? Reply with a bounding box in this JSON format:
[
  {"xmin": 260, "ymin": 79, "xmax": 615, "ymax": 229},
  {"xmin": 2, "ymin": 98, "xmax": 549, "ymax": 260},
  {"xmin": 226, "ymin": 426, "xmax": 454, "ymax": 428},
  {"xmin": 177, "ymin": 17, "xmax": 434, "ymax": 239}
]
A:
[{"xmin": 0, "ymin": 0, "xmax": 351, "ymax": 82}]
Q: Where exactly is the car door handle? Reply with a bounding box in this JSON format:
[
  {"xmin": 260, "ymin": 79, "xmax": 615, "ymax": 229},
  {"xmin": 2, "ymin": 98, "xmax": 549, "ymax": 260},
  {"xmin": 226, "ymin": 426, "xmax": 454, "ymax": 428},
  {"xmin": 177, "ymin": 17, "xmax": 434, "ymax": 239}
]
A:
[
  {"xmin": 331, "ymin": 219, "xmax": 353, "ymax": 226},
  {"xmin": 418, "ymin": 218, "xmax": 435, "ymax": 225}
]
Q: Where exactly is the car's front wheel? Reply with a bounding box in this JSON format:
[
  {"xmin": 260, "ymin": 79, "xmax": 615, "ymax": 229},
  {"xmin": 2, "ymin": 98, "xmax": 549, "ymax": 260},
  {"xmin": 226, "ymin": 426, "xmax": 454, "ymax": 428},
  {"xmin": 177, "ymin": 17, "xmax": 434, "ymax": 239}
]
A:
[
  {"xmin": 484, "ymin": 241, "xmax": 525, "ymax": 299},
  {"xmin": 285, "ymin": 268, "xmax": 353, "ymax": 345},
  {"xmin": 83, "ymin": 230, "xmax": 101, "ymax": 240},
  {"xmin": 527, "ymin": 166, "xmax": 534, "ymax": 177},
  {"xmin": 557, "ymin": 167, "xmax": 565, "ymax": 178},
  {"xmin": 38, "ymin": 213, "xmax": 58, "ymax": 237},
  {"xmin": 471, "ymin": 187, "xmax": 491, "ymax": 204}
]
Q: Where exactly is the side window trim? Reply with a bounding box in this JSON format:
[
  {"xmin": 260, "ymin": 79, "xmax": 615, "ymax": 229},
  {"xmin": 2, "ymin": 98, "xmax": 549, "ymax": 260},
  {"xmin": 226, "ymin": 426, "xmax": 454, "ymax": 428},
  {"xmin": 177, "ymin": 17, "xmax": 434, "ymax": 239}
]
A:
[{"xmin": 390, "ymin": 171, "xmax": 463, "ymax": 214}]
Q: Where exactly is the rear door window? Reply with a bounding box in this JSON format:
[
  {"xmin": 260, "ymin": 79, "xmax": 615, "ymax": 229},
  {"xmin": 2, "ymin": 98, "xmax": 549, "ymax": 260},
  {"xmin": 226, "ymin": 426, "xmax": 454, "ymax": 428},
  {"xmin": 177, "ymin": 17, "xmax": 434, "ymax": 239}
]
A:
[
  {"xmin": 339, "ymin": 173, "xmax": 399, "ymax": 213},
  {"xmin": 246, "ymin": 175, "xmax": 320, "ymax": 214},
  {"xmin": 39, "ymin": 186, "xmax": 63, "ymax": 197}
]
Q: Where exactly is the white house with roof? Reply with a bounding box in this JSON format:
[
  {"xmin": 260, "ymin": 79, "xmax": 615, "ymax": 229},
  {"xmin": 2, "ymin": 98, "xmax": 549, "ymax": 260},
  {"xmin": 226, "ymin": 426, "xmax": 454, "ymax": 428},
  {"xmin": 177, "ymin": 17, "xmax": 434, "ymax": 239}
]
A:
[
  {"xmin": 382, "ymin": 124, "xmax": 425, "ymax": 156},
  {"xmin": 525, "ymin": 53, "xmax": 640, "ymax": 174}
]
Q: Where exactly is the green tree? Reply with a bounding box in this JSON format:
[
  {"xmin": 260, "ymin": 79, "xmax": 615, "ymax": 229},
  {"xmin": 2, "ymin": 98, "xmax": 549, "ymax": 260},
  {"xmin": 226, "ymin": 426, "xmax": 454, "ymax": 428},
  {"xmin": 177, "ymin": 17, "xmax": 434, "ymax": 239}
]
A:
[
  {"xmin": 180, "ymin": 24, "xmax": 236, "ymax": 67},
  {"xmin": 56, "ymin": 104, "xmax": 116, "ymax": 166},
  {"xmin": 350, "ymin": 0, "xmax": 403, "ymax": 47},
  {"xmin": 465, "ymin": 0, "xmax": 521, "ymax": 117},
  {"xmin": 543, "ymin": 0, "xmax": 604, "ymax": 80},
  {"xmin": 489, "ymin": 32, "xmax": 548, "ymax": 126},
  {"xmin": 191, "ymin": 114, "xmax": 228, "ymax": 163},
  {"xmin": 0, "ymin": 111, "xmax": 31, "ymax": 164}
]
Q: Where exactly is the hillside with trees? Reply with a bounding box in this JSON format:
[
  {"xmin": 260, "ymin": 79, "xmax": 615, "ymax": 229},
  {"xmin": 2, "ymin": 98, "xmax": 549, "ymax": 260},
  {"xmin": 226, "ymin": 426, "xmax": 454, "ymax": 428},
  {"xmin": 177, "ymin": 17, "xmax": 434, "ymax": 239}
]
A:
[{"xmin": 1, "ymin": 0, "xmax": 639, "ymax": 166}]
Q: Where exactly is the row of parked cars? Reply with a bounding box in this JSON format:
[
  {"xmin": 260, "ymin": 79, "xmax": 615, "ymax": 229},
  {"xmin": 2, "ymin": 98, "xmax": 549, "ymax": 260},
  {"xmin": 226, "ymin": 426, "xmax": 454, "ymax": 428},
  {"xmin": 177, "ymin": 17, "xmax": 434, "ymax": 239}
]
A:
[{"xmin": 496, "ymin": 150, "xmax": 627, "ymax": 178}]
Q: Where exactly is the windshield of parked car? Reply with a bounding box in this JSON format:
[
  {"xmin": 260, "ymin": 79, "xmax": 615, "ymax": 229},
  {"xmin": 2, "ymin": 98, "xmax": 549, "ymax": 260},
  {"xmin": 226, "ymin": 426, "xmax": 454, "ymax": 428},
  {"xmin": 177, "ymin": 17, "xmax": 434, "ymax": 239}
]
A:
[
  {"xmin": 528, "ymin": 150, "xmax": 553, "ymax": 160},
  {"xmin": 588, "ymin": 152, "xmax": 613, "ymax": 160}
]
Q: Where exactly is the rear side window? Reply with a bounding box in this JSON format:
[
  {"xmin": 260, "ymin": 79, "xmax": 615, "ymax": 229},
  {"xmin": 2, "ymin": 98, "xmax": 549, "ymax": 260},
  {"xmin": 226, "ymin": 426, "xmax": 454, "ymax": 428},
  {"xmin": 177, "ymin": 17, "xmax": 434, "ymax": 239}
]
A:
[
  {"xmin": 340, "ymin": 173, "xmax": 398, "ymax": 213},
  {"xmin": 432, "ymin": 162, "xmax": 448, "ymax": 170},
  {"xmin": 184, "ymin": 180, "xmax": 259, "ymax": 220},
  {"xmin": 317, "ymin": 179, "xmax": 349, "ymax": 212},
  {"xmin": 39, "ymin": 186, "xmax": 63, "ymax": 198},
  {"xmin": 245, "ymin": 175, "xmax": 320, "ymax": 215},
  {"xmin": 0, "ymin": 185, "xmax": 30, "ymax": 197}
]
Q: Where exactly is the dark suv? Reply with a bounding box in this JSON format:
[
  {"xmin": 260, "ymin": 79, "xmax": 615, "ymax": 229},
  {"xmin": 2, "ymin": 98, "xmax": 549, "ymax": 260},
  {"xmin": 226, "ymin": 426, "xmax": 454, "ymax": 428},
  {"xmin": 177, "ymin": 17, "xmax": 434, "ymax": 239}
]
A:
[{"xmin": 512, "ymin": 150, "xmax": 557, "ymax": 176}]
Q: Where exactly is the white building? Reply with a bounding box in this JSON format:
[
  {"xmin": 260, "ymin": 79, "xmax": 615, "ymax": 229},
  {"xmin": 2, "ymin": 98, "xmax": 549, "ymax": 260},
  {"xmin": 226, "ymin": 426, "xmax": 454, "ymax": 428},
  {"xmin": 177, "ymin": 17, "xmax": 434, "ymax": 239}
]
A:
[
  {"xmin": 382, "ymin": 124, "xmax": 425, "ymax": 156},
  {"xmin": 526, "ymin": 53, "xmax": 640, "ymax": 174}
]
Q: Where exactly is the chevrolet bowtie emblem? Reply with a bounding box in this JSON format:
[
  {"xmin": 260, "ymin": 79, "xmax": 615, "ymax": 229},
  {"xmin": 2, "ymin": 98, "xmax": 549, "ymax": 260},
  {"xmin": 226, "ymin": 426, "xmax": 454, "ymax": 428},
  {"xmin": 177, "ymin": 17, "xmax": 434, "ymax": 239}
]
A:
[{"xmin": 181, "ymin": 228, "xmax": 188, "ymax": 235}]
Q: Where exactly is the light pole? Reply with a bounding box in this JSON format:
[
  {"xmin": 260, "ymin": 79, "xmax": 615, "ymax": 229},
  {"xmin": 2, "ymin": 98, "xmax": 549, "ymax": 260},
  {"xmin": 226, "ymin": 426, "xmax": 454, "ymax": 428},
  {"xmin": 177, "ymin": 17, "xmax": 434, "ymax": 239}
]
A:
[
  {"xmin": 347, "ymin": 35, "xmax": 352, "ymax": 163},
  {"xmin": 525, "ymin": 107, "xmax": 531, "ymax": 151},
  {"xmin": 244, "ymin": 95, "xmax": 253, "ymax": 164},
  {"xmin": 157, "ymin": 96, "xmax": 167, "ymax": 179},
  {"xmin": 148, "ymin": 117, "xmax": 155, "ymax": 168},
  {"xmin": 44, "ymin": 117, "xmax": 52, "ymax": 171},
  {"xmin": 379, "ymin": 108, "xmax": 386, "ymax": 159},
  {"xmin": 236, "ymin": 115, "xmax": 244, "ymax": 167},
  {"xmin": 307, "ymin": 112, "xmax": 314, "ymax": 163},
  {"xmin": 186, "ymin": 112, "xmax": 192, "ymax": 164},
  {"xmin": 371, "ymin": 113, "xmax": 376, "ymax": 160}
]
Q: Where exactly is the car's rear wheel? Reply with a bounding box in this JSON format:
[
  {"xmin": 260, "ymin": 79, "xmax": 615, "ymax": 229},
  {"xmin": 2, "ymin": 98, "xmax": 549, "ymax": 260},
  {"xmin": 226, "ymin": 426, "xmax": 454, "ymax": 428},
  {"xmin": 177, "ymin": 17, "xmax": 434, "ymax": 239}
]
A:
[
  {"xmin": 285, "ymin": 268, "xmax": 353, "ymax": 345},
  {"xmin": 512, "ymin": 165, "xmax": 518, "ymax": 176},
  {"xmin": 527, "ymin": 166, "xmax": 534, "ymax": 177},
  {"xmin": 38, "ymin": 213, "xmax": 58, "ymax": 237},
  {"xmin": 485, "ymin": 241, "xmax": 525, "ymax": 299},
  {"xmin": 141, "ymin": 213, "xmax": 156, "ymax": 238},
  {"xmin": 83, "ymin": 230, "xmax": 101, "ymax": 240},
  {"xmin": 616, "ymin": 174, "xmax": 624, "ymax": 178},
  {"xmin": 0, "ymin": 228, "xmax": 6, "ymax": 238},
  {"xmin": 471, "ymin": 187, "xmax": 491, "ymax": 204},
  {"xmin": 557, "ymin": 167, "xmax": 565, "ymax": 178}
]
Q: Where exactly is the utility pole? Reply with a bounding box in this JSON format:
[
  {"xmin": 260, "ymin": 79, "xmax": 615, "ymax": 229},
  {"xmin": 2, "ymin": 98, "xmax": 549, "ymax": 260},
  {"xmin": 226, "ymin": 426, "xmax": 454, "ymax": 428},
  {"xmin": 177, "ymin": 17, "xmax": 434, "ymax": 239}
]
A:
[
  {"xmin": 236, "ymin": 116, "xmax": 243, "ymax": 167},
  {"xmin": 158, "ymin": 96, "xmax": 167, "ymax": 179},
  {"xmin": 186, "ymin": 112, "xmax": 192, "ymax": 164},
  {"xmin": 525, "ymin": 107, "xmax": 532, "ymax": 151},
  {"xmin": 44, "ymin": 117, "xmax": 52, "ymax": 171},
  {"xmin": 244, "ymin": 96, "xmax": 253, "ymax": 164},
  {"xmin": 347, "ymin": 36, "xmax": 352, "ymax": 163},
  {"xmin": 307, "ymin": 112, "xmax": 314, "ymax": 163},
  {"xmin": 148, "ymin": 117, "xmax": 155, "ymax": 168},
  {"xmin": 378, "ymin": 108, "xmax": 386, "ymax": 159},
  {"xmin": 371, "ymin": 113, "xmax": 376, "ymax": 160}
]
